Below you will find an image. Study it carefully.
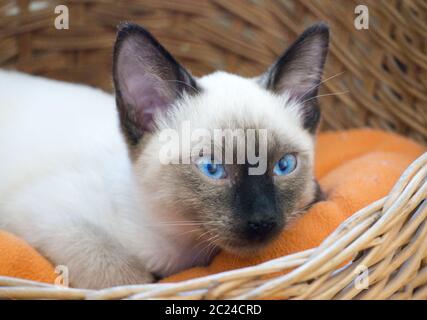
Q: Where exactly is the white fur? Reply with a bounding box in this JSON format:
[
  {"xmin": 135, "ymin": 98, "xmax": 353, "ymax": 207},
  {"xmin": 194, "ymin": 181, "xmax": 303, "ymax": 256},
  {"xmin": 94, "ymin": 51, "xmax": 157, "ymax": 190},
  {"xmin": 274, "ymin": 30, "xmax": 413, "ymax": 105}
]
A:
[
  {"xmin": 171, "ymin": 72, "xmax": 312, "ymax": 152},
  {"xmin": 0, "ymin": 70, "xmax": 313, "ymax": 288}
]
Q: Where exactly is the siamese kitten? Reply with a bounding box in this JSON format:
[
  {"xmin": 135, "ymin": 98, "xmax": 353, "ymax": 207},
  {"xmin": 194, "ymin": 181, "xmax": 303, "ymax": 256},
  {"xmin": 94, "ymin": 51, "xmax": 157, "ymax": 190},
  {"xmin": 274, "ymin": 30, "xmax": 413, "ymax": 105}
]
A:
[{"xmin": 0, "ymin": 22, "xmax": 328, "ymax": 289}]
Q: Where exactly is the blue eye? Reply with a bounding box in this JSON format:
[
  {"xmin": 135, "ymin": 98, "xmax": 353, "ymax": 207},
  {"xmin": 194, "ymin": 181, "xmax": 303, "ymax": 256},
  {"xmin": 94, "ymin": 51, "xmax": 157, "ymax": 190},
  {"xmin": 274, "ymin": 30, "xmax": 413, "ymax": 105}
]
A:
[
  {"xmin": 197, "ymin": 158, "xmax": 227, "ymax": 179},
  {"xmin": 273, "ymin": 154, "xmax": 297, "ymax": 176}
]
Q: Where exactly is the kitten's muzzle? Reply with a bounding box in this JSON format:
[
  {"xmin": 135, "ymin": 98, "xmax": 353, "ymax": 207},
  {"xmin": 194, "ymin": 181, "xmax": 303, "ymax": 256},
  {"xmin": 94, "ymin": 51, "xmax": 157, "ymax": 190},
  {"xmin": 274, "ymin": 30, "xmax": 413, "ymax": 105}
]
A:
[
  {"xmin": 240, "ymin": 217, "xmax": 282, "ymax": 244},
  {"xmin": 231, "ymin": 175, "xmax": 284, "ymax": 245},
  {"xmin": 218, "ymin": 216, "xmax": 283, "ymax": 254}
]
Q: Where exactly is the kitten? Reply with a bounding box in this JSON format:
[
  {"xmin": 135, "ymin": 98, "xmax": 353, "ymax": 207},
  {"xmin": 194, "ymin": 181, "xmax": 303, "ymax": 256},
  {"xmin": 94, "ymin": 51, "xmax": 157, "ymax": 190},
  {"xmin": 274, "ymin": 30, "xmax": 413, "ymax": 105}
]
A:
[{"xmin": 0, "ymin": 22, "xmax": 328, "ymax": 289}]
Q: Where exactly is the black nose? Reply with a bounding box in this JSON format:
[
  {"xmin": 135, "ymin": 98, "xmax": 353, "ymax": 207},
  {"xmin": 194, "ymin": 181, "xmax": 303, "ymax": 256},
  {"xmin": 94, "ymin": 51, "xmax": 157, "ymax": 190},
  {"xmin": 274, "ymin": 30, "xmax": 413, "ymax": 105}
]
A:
[{"xmin": 244, "ymin": 220, "xmax": 278, "ymax": 242}]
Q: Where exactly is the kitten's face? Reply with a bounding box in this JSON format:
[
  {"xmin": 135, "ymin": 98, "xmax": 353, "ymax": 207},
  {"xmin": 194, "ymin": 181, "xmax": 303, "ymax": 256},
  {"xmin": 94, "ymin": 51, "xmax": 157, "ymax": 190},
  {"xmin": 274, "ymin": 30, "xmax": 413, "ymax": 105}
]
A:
[
  {"xmin": 113, "ymin": 23, "xmax": 328, "ymax": 254},
  {"xmin": 136, "ymin": 73, "xmax": 317, "ymax": 252}
]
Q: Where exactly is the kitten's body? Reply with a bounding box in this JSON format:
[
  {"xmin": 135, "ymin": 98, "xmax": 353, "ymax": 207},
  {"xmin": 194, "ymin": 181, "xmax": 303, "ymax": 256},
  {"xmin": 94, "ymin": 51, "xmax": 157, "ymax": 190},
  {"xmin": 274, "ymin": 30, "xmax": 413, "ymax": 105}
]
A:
[
  {"xmin": 0, "ymin": 70, "xmax": 209, "ymax": 287},
  {"xmin": 0, "ymin": 23, "xmax": 329, "ymax": 289}
]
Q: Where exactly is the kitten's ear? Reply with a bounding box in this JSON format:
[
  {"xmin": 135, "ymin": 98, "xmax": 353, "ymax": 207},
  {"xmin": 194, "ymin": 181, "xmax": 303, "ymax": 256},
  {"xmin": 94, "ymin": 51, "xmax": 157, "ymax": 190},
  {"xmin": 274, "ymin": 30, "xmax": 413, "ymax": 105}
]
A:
[
  {"xmin": 113, "ymin": 23, "xmax": 199, "ymax": 146},
  {"xmin": 260, "ymin": 22, "xmax": 329, "ymax": 133}
]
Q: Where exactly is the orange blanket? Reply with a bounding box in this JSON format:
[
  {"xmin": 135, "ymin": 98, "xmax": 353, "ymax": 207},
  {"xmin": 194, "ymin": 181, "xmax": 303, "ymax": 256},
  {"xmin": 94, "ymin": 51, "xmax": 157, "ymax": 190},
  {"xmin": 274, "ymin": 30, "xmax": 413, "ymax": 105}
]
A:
[
  {"xmin": 0, "ymin": 231, "xmax": 56, "ymax": 283},
  {"xmin": 0, "ymin": 129, "xmax": 424, "ymax": 285}
]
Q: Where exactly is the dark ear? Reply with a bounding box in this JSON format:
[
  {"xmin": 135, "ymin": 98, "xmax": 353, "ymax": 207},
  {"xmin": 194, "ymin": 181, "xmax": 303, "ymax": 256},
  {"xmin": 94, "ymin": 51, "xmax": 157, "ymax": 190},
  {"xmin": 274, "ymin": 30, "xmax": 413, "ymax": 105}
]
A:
[
  {"xmin": 261, "ymin": 22, "xmax": 329, "ymax": 133},
  {"xmin": 113, "ymin": 23, "xmax": 199, "ymax": 146}
]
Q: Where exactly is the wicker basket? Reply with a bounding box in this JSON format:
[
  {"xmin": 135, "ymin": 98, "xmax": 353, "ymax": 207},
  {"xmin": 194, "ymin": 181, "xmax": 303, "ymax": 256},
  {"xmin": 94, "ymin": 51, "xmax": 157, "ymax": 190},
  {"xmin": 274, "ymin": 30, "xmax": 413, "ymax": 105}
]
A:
[{"xmin": 0, "ymin": 0, "xmax": 426, "ymax": 299}]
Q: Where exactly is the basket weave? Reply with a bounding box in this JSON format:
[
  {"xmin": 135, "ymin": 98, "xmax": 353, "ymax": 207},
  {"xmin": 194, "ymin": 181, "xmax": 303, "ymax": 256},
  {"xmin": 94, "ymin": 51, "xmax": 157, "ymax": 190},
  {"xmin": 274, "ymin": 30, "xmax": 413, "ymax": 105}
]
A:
[{"xmin": 0, "ymin": 0, "xmax": 426, "ymax": 299}]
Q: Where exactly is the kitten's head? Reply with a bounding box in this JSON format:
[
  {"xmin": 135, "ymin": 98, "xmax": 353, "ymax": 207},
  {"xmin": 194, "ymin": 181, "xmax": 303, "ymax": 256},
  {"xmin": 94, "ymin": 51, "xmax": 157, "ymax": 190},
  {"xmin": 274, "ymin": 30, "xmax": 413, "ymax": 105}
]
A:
[{"xmin": 113, "ymin": 22, "xmax": 329, "ymax": 254}]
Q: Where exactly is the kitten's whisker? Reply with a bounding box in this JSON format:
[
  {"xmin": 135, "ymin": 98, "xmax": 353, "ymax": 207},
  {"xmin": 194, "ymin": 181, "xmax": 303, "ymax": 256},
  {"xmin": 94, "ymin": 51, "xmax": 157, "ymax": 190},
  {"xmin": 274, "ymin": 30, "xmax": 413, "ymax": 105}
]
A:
[
  {"xmin": 206, "ymin": 239, "xmax": 220, "ymax": 260},
  {"xmin": 146, "ymin": 225, "xmax": 203, "ymax": 228},
  {"xmin": 145, "ymin": 222, "xmax": 205, "ymax": 227},
  {"xmin": 148, "ymin": 220, "xmax": 223, "ymax": 226},
  {"xmin": 198, "ymin": 235, "xmax": 220, "ymax": 261},
  {"xmin": 190, "ymin": 232, "xmax": 221, "ymax": 265},
  {"xmin": 174, "ymin": 228, "xmax": 201, "ymax": 238},
  {"xmin": 152, "ymin": 220, "xmax": 202, "ymax": 224},
  {"xmin": 296, "ymin": 71, "xmax": 345, "ymax": 104},
  {"xmin": 191, "ymin": 237, "xmax": 212, "ymax": 265},
  {"xmin": 300, "ymin": 90, "xmax": 350, "ymax": 105},
  {"xmin": 196, "ymin": 229, "xmax": 212, "ymax": 242}
]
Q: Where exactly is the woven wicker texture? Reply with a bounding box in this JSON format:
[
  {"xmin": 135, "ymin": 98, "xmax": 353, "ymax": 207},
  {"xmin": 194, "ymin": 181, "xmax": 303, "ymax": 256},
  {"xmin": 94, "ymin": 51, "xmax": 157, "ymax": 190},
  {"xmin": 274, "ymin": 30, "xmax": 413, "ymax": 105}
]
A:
[
  {"xmin": 0, "ymin": 0, "xmax": 426, "ymax": 300},
  {"xmin": 0, "ymin": 0, "xmax": 426, "ymax": 143}
]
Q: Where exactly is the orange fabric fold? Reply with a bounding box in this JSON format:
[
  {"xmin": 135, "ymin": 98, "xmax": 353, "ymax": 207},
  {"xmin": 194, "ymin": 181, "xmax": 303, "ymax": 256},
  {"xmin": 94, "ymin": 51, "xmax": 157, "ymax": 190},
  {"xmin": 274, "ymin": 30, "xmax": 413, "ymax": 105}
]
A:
[{"xmin": 0, "ymin": 231, "xmax": 56, "ymax": 284}]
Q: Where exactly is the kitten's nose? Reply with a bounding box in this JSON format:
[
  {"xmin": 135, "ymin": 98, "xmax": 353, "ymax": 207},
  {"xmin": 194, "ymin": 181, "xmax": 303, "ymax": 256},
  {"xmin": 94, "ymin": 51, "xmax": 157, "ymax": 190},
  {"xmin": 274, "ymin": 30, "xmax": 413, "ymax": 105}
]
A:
[{"xmin": 245, "ymin": 219, "xmax": 277, "ymax": 242}]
